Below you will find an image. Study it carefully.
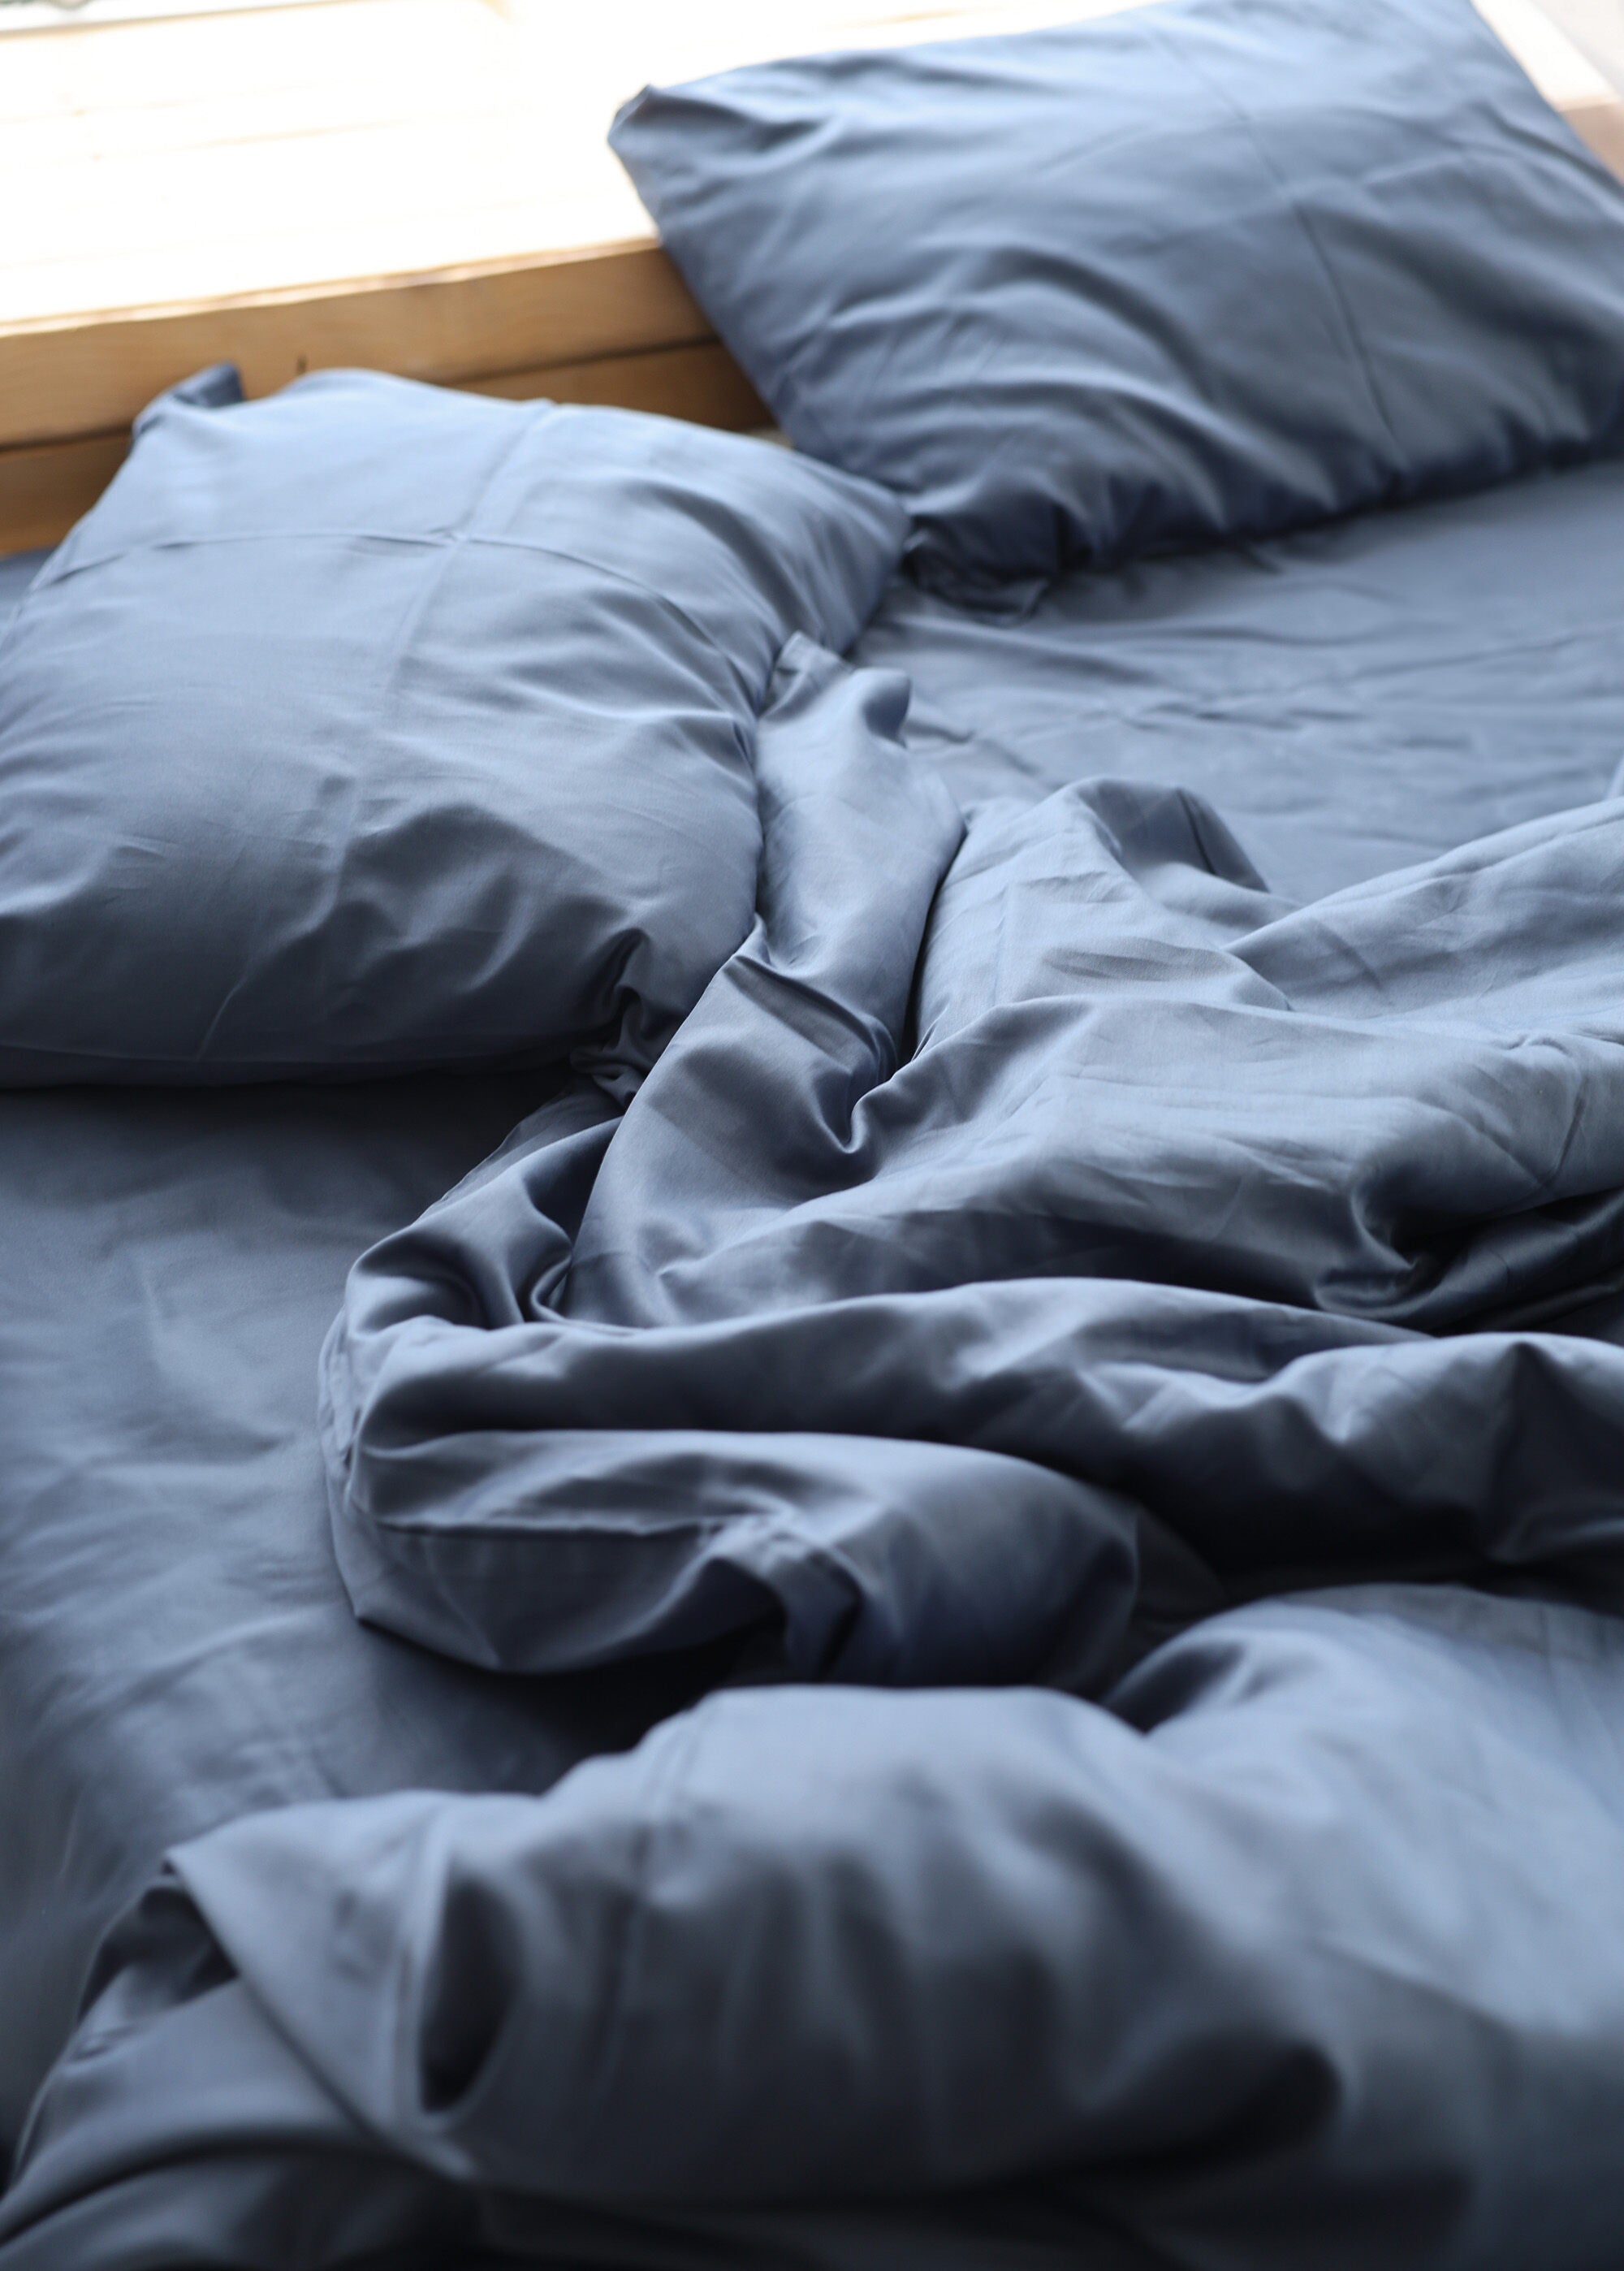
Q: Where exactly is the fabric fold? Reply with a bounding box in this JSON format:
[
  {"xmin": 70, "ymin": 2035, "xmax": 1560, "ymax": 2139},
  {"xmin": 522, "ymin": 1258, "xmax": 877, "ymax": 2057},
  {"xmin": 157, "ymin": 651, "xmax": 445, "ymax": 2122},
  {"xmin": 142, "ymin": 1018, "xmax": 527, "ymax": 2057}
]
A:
[
  {"xmin": 322, "ymin": 664, "xmax": 1624, "ymax": 1682},
  {"xmin": 11, "ymin": 1590, "xmax": 1624, "ymax": 2270}
]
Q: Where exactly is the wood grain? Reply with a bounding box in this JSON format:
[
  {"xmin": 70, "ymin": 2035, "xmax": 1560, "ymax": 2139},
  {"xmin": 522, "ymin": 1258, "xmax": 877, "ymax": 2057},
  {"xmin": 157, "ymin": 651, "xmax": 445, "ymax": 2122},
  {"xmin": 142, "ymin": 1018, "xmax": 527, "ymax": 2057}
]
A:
[
  {"xmin": 468, "ymin": 340, "xmax": 767, "ymax": 427},
  {"xmin": 0, "ymin": 430, "xmax": 131, "ymax": 556},
  {"xmin": 0, "ymin": 342, "xmax": 767, "ymax": 557},
  {"xmin": 1566, "ymin": 91, "xmax": 1624, "ymax": 173},
  {"xmin": 0, "ymin": 244, "xmax": 713, "ymax": 451}
]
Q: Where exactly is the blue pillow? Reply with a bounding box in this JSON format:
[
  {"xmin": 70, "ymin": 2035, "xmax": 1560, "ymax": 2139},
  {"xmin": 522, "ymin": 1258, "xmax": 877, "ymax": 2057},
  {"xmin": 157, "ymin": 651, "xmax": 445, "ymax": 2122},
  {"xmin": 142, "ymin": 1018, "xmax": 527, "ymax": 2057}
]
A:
[
  {"xmin": 0, "ymin": 367, "xmax": 905, "ymax": 1090},
  {"xmin": 612, "ymin": 0, "xmax": 1624, "ymax": 595}
]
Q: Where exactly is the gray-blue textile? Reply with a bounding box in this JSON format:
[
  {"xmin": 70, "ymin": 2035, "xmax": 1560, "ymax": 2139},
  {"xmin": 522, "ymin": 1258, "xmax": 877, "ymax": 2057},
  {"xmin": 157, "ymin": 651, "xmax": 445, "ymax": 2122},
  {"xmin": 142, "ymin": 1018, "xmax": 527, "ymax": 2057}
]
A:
[
  {"xmin": 9, "ymin": 37, "xmax": 1624, "ymax": 2248},
  {"xmin": 318, "ymin": 638, "xmax": 1624, "ymax": 1696},
  {"xmin": 0, "ymin": 368, "xmax": 903, "ymax": 1092},
  {"xmin": 7, "ymin": 569, "xmax": 1624, "ymax": 2261},
  {"xmin": 858, "ymin": 448, "xmax": 1624, "ymax": 902},
  {"xmin": 611, "ymin": 0, "xmax": 1624, "ymax": 594}
]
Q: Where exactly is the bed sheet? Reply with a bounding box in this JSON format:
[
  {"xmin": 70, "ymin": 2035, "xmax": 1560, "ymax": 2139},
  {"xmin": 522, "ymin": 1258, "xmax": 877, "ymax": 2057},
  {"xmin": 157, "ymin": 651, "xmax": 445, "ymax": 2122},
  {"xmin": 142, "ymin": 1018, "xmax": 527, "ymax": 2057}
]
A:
[
  {"xmin": 0, "ymin": 1076, "xmax": 729, "ymax": 2162},
  {"xmin": 5, "ymin": 449, "xmax": 1624, "ymax": 2256},
  {"xmin": 856, "ymin": 454, "xmax": 1624, "ymax": 900},
  {"xmin": 0, "ymin": 555, "xmax": 41, "ymax": 633}
]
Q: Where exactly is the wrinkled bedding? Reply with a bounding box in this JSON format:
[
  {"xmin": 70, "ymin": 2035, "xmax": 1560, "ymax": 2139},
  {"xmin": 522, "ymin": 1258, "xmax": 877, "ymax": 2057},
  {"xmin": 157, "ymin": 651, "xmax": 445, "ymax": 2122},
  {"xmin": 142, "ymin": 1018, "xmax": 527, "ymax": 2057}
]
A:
[
  {"xmin": 4, "ymin": 413, "xmax": 1624, "ymax": 2268},
  {"xmin": 858, "ymin": 451, "xmax": 1624, "ymax": 898},
  {"xmin": 0, "ymin": 1067, "xmax": 729, "ymax": 2156},
  {"xmin": 321, "ymin": 636, "xmax": 1624, "ymax": 1689}
]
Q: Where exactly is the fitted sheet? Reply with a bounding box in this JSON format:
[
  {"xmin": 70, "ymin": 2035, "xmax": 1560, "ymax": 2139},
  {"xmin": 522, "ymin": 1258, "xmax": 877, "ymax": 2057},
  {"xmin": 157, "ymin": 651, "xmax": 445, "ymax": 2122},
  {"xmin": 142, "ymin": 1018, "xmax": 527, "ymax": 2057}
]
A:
[
  {"xmin": 4, "ymin": 450, "xmax": 1624, "ymax": 2253},
  {"xmin": 0, "ymin": 1075, "xmax": 728, "ymax": 2161},
  {"xmin": 856, "ymin": 453, "xmax": 1624, "ymax": 899}
]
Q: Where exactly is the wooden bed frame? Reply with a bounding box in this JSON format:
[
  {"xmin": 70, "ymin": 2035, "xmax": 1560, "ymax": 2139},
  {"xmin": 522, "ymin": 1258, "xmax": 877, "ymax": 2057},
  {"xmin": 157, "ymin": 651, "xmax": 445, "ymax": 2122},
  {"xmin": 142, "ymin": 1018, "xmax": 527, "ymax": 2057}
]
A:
[{"xmin": 2, "ymin": 0, "xmax": 1622, "ymax": 559}]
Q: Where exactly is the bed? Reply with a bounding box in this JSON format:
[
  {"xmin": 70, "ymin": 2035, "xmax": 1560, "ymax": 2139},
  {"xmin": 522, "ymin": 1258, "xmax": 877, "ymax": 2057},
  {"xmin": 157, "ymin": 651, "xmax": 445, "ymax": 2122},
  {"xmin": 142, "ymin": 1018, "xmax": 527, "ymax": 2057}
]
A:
[{"xmin": 4, "ymin": 1, "xmax": 1624, "ymax": 2265}]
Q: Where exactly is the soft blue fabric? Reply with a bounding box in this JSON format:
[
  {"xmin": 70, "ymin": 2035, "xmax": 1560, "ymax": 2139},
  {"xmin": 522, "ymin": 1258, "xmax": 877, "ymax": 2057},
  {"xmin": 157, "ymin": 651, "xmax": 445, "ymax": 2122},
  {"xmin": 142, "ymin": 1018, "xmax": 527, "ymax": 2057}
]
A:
[
  {"xmin": 10, "ymin": 641, "xmax": 1624, "ymax": 2267},
  {"xmin": 0, "ymin": 368, "xmax": 904, "ymax": 1091},
  {"xmin": 7, "ymin": 454, "xmax": 1622, "ymax": 2197},
  {"xmin": 856, "ymin": 451, "xmax": 1624, "ymax": 901},
  {"xmin": 12, "ymin": 321, "xmax": 1624, "ymax": 2264},
  {"xmin": 0, "ymin": 553, "xmax": 42, "ymax": 639},
  {"xmin": 612, "ymin": 0, "xmax": 1624, "ymax": 594},
  {"xmin": 77, "ymin": 1589, "xmax": 1624, "ymax": 2269}
]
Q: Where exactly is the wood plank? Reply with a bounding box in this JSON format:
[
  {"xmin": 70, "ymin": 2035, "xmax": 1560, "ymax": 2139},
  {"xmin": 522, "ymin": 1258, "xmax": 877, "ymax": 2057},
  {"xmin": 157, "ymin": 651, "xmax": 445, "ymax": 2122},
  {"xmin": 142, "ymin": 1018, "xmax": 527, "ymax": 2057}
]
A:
[
  {"xmin": 0, "ymin": 244, "xmax": 711, "ymax": 452},
  {"xmin": 0, "ymin": 430, "xmax": 131, "ymax": 557},
  {"xmin": 0, "ymin": 2, "xmax": 1121, "ymax": 330},
  {"xmin": 468, "ymin": 340, "xmax": 767, "ymax": 427},
  {"xmin": 0, "ymin": 0, "xmax": 1600, "ymax": 345},
  {"xmin": 1566, "ymin": 91, "xmax": 1624, "ymax": 173},
  {"xmin": 0, "ymin": 341, "xmax": 766, "ymax": 557},
  {"xmin": 0, "ymin": 0, "xmax": 648, "ymax": 326}
]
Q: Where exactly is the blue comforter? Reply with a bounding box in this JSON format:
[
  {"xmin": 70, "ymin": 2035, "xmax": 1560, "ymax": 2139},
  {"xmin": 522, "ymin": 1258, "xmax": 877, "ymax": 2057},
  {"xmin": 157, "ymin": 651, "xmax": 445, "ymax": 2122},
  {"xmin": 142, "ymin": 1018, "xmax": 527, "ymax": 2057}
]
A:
[{"xmin": 6, "ymin": 595, "xmax": 1624, "ymax": 2265}]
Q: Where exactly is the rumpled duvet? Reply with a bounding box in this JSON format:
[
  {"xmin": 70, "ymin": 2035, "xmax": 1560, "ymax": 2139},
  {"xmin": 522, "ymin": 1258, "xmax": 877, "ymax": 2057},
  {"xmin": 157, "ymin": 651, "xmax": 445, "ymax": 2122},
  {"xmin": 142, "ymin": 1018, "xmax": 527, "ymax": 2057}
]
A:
[{"xmin": 8, "ymin": 627, "xmax": 1624, "ymax": 2269}]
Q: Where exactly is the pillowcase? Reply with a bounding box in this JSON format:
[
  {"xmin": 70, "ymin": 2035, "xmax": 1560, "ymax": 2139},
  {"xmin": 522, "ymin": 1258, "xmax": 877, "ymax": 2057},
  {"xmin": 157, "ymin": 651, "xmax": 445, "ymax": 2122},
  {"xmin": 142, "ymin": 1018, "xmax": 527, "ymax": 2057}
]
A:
[
  {"xmin": 611, "ymin": 0, "xmax": 1624, "ymax": 596},
  {"xmin": 0, "ymin": 366, "xmax": 905, "ymax": 1092}
]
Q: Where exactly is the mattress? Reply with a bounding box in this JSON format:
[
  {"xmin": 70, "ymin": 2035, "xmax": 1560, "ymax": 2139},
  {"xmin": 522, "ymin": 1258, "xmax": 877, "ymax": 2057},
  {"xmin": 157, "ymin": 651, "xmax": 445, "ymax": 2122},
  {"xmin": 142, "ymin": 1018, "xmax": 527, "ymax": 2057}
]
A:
[{"xmin": 3, "ymin": 441, "xmax": 1624, "ymax": 2262}]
